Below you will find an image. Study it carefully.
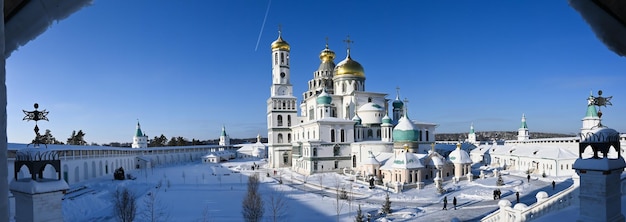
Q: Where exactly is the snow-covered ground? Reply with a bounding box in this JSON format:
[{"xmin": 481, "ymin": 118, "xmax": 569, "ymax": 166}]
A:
[{"xmin": 55, "ymin": 159, "xmax": 569, "ymax": 222}]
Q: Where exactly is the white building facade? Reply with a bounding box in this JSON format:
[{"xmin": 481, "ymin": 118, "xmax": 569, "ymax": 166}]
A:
[{"xmin": 265, "ymin": 31, "xmax": 440, "ymax": 181}]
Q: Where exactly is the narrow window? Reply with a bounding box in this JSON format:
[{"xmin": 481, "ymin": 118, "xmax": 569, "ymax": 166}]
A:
[
  {"xmin": 283, "ymin": 152, "xmax": 288, "ymax": 164},
  {"xmin": 313, "ymin": 148, "xmax": 317, "ymax": 157},
  {"xmin": 352, "ymin": 155, "xmax": 357, "ymax": 167},
  {"xmin": 340, "ymin": 129, "xmax": 345, "ymax": 142},
  {"xmin": 287, "ymin": 115, "xmax": 291, "ymax": 126},
  {"xmin": 331, "ymin": 129, "xmax": 336, "ymax": 142},
  {"xmin": 278, "ymin": 133, "xmax": 283, "ymax": 143},
  {"xmin": 277, "ymin": 115, "xmax": 283, "ymax": 127}
]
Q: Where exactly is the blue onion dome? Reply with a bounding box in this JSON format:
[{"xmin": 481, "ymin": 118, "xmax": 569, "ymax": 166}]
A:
[
  {"xmin": 392, "ymin": 96, "xmax": 404, "ymax": 109},
  {"xmin": 392, "ymin": 115, "xmax": 418, "ymax": 142},
  {"xmin": 316, "ymin": 90, "xmax": 332, "ymax": 105}
]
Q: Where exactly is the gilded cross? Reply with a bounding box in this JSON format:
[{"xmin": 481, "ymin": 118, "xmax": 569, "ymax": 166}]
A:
[{"xmin": 343, "ymin": 35, "xmax": 354, "ymax": 51}]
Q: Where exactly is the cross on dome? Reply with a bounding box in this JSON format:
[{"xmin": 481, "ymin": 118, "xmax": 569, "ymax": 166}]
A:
[{"xmin": 343, "ymin": 35, "xmax": 354, "ymax": 56}]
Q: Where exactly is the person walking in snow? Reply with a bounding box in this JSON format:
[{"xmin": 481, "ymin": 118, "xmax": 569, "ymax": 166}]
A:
[
  {"xmin": 453, "ymin": 197, "xmax": 457, "ymax": 210},
  {"xmin": 516, "ymin": 191, "xmax": 520, "ymax": 203},
  {"xmin": 527, "ymin": 174, "xmax": 531, "ymax": 183},
  {"xmin": 442, "ymin": 196, "xmax": 448, "ymax": 210},
  {"xmin": 552, "ymin": 180, "xmax": 556, "ymax": 190}
]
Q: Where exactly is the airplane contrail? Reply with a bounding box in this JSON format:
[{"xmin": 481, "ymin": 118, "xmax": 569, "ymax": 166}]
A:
[{"xmin": 255, "ymin": 0, "xmax": 272, "ymax": 52}]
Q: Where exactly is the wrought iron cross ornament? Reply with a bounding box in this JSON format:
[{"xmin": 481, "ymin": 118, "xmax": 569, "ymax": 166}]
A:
[{"xmin": 23, "ymin": 103, "xmax": 49, "ymax": 147}]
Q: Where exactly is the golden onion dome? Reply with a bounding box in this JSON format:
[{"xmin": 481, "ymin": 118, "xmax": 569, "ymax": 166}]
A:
[
  {"xmin": 334, "ymin": 52, "xmax": 365, "ymax": 77},
  {"xmin": 271, "ymin": 32, "xmax": 290, "ymax": 51},
  {"xmin": 319, "ymin": 44, "xmax": 336, "ymax": 62}
]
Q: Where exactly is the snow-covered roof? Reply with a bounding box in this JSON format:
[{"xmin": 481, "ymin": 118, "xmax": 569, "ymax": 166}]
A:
[
  {"xmin": 361, "ymin": 151, "xmax": 380, "ymax": 165},
  {"xmin": 489, "ymin": 144, "xmax": 578, "ymax": 160},
  {"xmin": 380, "ymin": 151, "xmax": 425, "ymax": 170},
  {"xmin": 8, "ymin": 143, "xmax": 226, "ymax": 151},
  {"xmin": 9, "ymin": 179, "xmax": 69, "ymax": 194},
  {"xmin": 573, "ymin": 157, "xmax": 626, "ymax": 171},
  {"xmin": 448, "ymin": 147, "xmax": 472, "ymax": 164}
]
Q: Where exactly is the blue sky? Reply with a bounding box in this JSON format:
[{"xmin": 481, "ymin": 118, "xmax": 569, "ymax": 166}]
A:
[{"xmin": 6, "ymin": 1, "xmax": 626, "ymax": 144}]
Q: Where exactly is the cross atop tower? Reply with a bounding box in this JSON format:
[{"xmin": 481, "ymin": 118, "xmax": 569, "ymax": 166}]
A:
[
  {"xmin": 278, "ymin": 24, "xmax": 283, "ymax": 36},
  {"xmin": 325, "ymin": 36, "xmax": 329, "ymax": 48},
  {"xmin": 343, "ymin": 35, "xmax": 354, "ymax": 56}
]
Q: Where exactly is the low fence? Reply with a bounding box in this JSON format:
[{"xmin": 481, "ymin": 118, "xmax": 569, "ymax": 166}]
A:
[{"xmin": 481, "ymin": 177, "xmax": 579, "ymax": 222}]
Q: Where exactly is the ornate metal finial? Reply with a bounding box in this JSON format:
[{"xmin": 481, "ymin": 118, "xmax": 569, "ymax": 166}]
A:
[
  {"xmin": 278, "ymin": 24, "xmax": 283, "ymax": 36},
  {"xmin": 23, "ymin": 103, "xmax": 49, "ymax": 148},
  {"xmin": 325, "ymin": 36, "xmax": 329, "ymax": 48},
  {"xmin": 587, "ymin": 90, "xmax": 613, "ymax": 119}
]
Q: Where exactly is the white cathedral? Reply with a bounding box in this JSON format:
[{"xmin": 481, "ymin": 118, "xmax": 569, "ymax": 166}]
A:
[{"xmin": 265, "ymin": 31, "xmax": 471, "ymax": 188}]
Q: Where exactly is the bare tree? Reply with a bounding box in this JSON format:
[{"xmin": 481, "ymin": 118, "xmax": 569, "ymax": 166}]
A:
[
  {"xmin": 242, "ymin": 173, "xmax": 264, "ymax": 222},
  {"xmin": 266, "ymin": 189, "xmax": 288, "ymax": 222},
  {"xmin": 140, "ymin": 185, "xmax": 169, "ymax": 222},
  {"xmin": 113, "ymin": 187, "xmax": 137, "ymax": 222},
  {"xmin": 318, "ymin": 174, "xmax": 325, "ymax": 191},
  {"xmin": 200, "ymin": 204, "xmax": 213, "ymax": 222},
  {"xmin": 334, "ymin": 176, "xmax": 347, "ymax": 222}
]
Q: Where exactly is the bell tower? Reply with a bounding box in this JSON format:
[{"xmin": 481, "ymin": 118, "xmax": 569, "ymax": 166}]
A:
[{"xmin": 267, "ymin": 27, "xmax": 297, "ymax": 168}]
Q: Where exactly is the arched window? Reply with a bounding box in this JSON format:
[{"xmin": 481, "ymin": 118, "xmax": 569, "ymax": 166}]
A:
[
  {"xmin": 330, "ymin": 129, "xmax": 335, "ymax": 142},
  {"xmin": 377, "ymin": 129, "xmax": 381, "ymax": 138},
  {"xmin": 278, "ymin": 134, "xmax": 283, "ymax": 143},
  {"xmin": 287, "ymin": 133, "xmax": 292, "ymax": 143},
  {"xmin": 274, "ymin": 53, "xmax": 278, "ymax": 65},
  {"xmin": 426, "ymin": 130, "xmax": 429, "ymax": 141},
  {"xmin": 281, "ymin": 53, "xmax": 284, "ymax": 63},
  {"xmin": 333, "ymin": 145, "xmax": 340, "ymax": 156},
  {"xmin": 352, "ymin": 155, "xmax": 357, "ymax": 167},
  {"xmin": 287, "ymin": 115, "xmax": 291, "ymax": 126},
  {"xmin": 340, "ymin": 129, "xmax": 345, "ymax": 142},
  {"xmin": 277, "ymin": 115, "xmax": 283, "ymax": 127},
  {"xmin": 342, "ymin": 82, "xmax": 346, "ymax": 93},
  {"xmin": 313, "ymin": 148, "xmax": 317, "ymax": 157},
  {"xmin": 367, "ymin": 129, "xmax": 373, "ymax": 138},
  {"xmin": 314, "ymin": 161, "xmax": 318, "ymax": 170}
]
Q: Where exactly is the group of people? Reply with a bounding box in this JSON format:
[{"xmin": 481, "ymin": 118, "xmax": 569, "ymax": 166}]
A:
[
  {"xmin": 493, "ymin": 189, "xmax": 502, "ymax": 200},
  {"xmin": 442, "ymin": 196, "xmax": 457, "ymax": 210}
]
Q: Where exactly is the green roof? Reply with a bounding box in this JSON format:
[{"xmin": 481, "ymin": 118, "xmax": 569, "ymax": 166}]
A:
[
  {"xmin": 585, "ymin": 105, "xmax": 598, "ymax": 117},
  {"xmin": 135, "ymin": 126, "xmax": 143, "ymax": 137}
]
